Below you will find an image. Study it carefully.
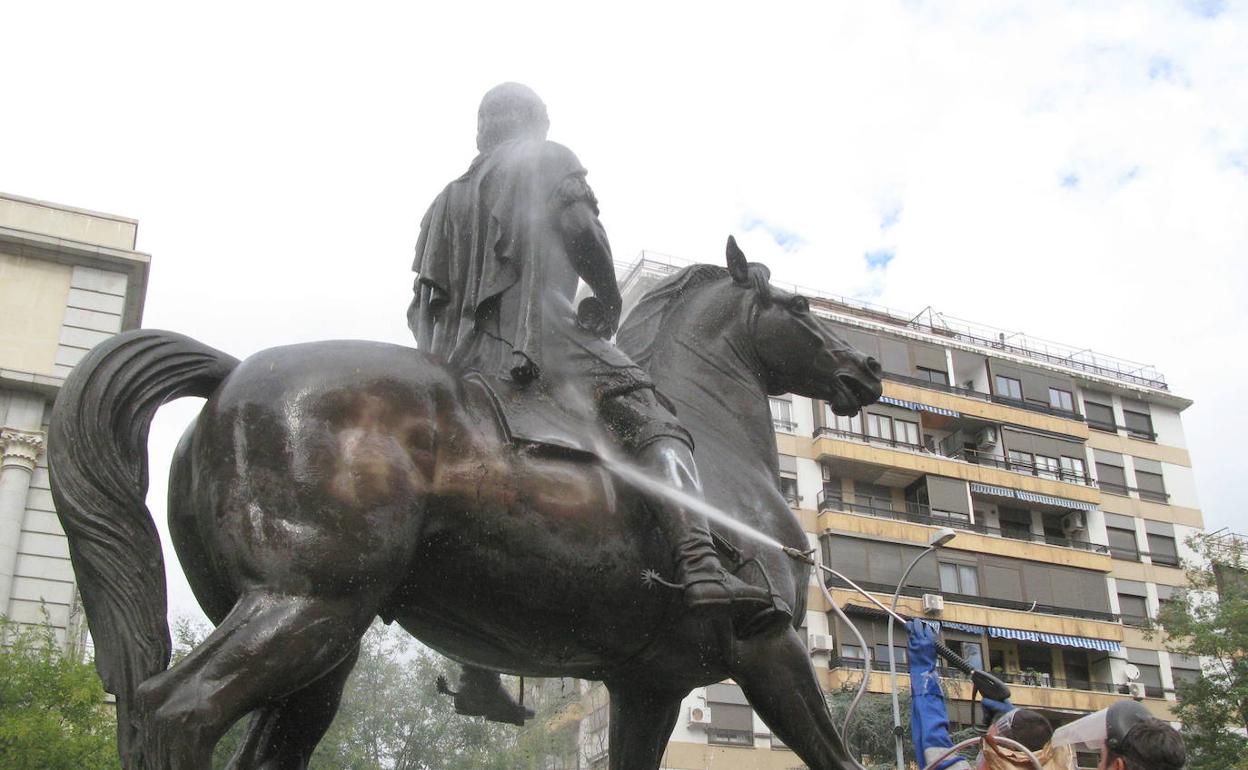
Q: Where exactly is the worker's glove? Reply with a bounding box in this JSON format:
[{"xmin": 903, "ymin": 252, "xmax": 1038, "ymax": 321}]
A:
[{"xmin": 905, "ymin": 619, "xmax": 939, "ymax": 672}]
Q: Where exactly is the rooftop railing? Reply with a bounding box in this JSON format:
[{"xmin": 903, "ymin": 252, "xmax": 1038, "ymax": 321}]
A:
[{"xmin": 619, "ymin": 254, "xmax": 1169, "ymax": 390}]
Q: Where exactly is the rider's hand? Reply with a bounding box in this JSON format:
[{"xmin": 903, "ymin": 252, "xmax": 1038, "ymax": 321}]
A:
[
  {"xmin": 905, "ymin": 619, "xmax": 939, "ymax": 671},
  {"xmin": 981, "ymin": 697, "xmax": 1016, "ymax": 720}
]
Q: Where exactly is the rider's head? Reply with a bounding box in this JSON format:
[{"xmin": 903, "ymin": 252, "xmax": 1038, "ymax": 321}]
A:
[{"xmin": 477, "ymin": 83, "xmax": 550, "ymax": 152}]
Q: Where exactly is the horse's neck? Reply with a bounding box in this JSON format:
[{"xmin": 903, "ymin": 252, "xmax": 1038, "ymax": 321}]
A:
[{"xmin": 647, "ymin": 327, "xmax": 780, "ymax": 486}]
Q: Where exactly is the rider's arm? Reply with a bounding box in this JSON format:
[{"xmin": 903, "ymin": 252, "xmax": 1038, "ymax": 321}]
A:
[
  {"xmin": 907, "ymin": 620, "xmax": 970, "ymax": 770},
  {"xmin": 556, "ymin": 175, "xmax": 622, "ymax": 336}
]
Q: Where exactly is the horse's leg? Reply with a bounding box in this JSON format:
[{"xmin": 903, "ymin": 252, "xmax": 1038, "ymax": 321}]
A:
[
  {"xmin": 134, "ymin": 591, "xmax": 373, "ymax": 770},
  {"xmin": 728, "ymin": 626, "xmax": 857, "ymax": 770},
  {"xmin": 604, "ymin": 682, "xmax": 685, "ymax": 770},
  {"xmin": 223, "ymin": 643, "xmax": 360, "ymax": 770}
]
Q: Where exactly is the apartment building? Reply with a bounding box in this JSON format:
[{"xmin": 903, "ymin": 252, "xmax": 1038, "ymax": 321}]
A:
[
  {"xmin": 0, "ymin": 192, "xmax": 149, "ymax": 652},
  {"xmin": 551, "ymin": 252, "xmax": 1204, "ymax": 770}
]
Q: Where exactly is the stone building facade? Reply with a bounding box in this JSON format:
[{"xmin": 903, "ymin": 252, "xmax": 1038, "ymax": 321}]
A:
[{"xmin": 0, "ymin": 192, "xmax": 149, "ymax": 652}]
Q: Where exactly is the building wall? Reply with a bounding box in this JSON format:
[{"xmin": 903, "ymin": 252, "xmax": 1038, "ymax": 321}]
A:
[{"xmin": 0, "ymin": 192, "xmax": 147, "ymax": 654}]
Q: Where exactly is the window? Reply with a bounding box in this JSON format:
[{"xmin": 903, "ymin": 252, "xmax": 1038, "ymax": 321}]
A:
[
  {"xmin": 995, "ymin": 375, "xmax": 1023, "ymax": 400},
  {"xmin": 1062, "ymin": 649, "xmax": 1092, "ymax": 689},
  {"xmin": 865, "ymin": 413, "xmax": 893, "ymax": 443},
  {"xmin": 855, "ymin": 482, "xmax": 895, "ymax": 512},
  {"xmin": 917, "ymin": 366, "xmax": 949, "ymax": 385},
  {"xmin": 706, "ymin": 684, "xmax": 754, "ymax": 747},
  {"xmin": 779, "ymin": 475, "xmax": 799, "ymax": 508},
  {"xmin": 1118, "ymin": 594, "xmax": 1149, "ymax": 626},
  {"xmin": 1060, "ymin": 456, "xmax": 1087, "ymax": 484},
  {"xmin": 840, "ymin": 644, "xmax": 868, "ymax": 664},
  {"xmin": 998, "ymin": 508, "xmax": 1033, "ymax": 541},
  {"xmin": 1096, "ymin": 459, "xmax": 1129, "ymax": 495},
  {"xmin": 1035, "ymin": 455, "xmax": 1060, "ymax": 480},
  {"xmin": 820, "ymin": 468, "xmax": 843, "ymax": 512},
  {"xmin": 1147, "ymin": 533, "xmax": 1180, "ymax": 567},
  {"xmin": 1007, "ymin": 450, "xmax": 1034, "ymax": 472},
  {"xmin": 1107, "ymin": 524, "xmax": 1140, "ymax": 561},
  {"xmin": 1134, "ymin": 663, "xmax": 1164, "ymax": 698},
  {"xmin": 894, "ymin": 419, "xmax": 920, "ymax": 446},
  {"xmin": 1084, "ymin": 396, "xmax": 1116, "ymax": 431},
  {"xmin": 1048, "ymin": 388, "xmax": 1075, "ymax": 412},
  {"xmin": 833, "ymin": 412, "xmax": 862, "ymax": 435},
  {"xmin": 1135, "ymin": 470, "xmax": 1168, "ymax": 503},
  {"xmin": 875, "ymin": 644, "xmax": 908, "ymax": 668},
  {"xmin": 939, "ymin": 562, "xmax": 979, "ymax": 595},
  {"xmin": 769, "ymin": 398, "xmax": 794, "ymax": 433},
  {"xmin": 1123, "ymin": 410, "xmax": 1155, "ymax": 440},
  {"xmin": 960, "ymin": 642, "xmax": 984, "ymax": 671}
]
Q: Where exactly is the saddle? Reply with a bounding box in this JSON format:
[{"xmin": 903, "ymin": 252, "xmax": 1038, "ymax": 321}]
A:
[{"xmin": 463, "ymin": 371, "xmax": 606, "ymax": 459}]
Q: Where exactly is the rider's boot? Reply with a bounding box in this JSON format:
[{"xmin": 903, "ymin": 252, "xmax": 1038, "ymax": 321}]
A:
[
  {"xmin": 641, "ymin": 439, "xmax": 792, "ymax": 638},
  {"xmin": 446, "ymin": 665, "xmax": 534, "ymax": 726}
]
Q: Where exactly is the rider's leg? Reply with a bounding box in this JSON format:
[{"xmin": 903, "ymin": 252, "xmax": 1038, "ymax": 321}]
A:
[
  {"xmin": 444, "ymin": 664, "xmax": 533, "ymax": 726},
  {"xmin": 635, "ymin": 436, "xmax": 788, "ymax": 635}
]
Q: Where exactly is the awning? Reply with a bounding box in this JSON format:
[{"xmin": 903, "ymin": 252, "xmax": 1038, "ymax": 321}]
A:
[
  {"xmin": 969, "ymin": 482, "xmax": 1095, "ymax": 512},
  {"xmin": 878, "ymin": 396, "xmax": 961, "ymax": 418},
  {"xmin": 987, "ymin": 626, "xmax": 1120, "ymax": 652},
  {"xmin": 941, "ymin": 621, "xmax": 986, "ymax": 634}
]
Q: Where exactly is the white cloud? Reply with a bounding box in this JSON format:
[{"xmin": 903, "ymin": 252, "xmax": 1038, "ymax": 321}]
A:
[{"xmin": 2, "ymin": 1, "xmax": 1245, "ymax": 620}]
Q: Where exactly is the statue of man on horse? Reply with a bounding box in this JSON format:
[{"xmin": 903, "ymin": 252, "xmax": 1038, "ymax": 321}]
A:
[{"xmin": 410, "ymin": 83, "xmax": 791, "ymax": 723}]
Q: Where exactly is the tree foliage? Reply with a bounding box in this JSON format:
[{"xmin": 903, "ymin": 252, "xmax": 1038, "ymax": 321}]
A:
[
  {"xmin": 826, "ymin": 686, "xmax": 916, "ymax": 770},
  {"xmin": 0, "ymin": 616, "xmax": 121, "ymax": 770},
  {"xmin": 1152, "ymin": 532, "xmax": 1248, "ymax": 770},
  {"xmin": 172, "ymin": 618, "xmax": 573, "ymax": 770}
]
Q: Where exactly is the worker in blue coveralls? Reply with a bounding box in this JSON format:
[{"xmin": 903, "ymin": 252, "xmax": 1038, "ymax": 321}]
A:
[{"xmin": 906, "ymin": 619, "xmax": 1074, "ymax": 769}]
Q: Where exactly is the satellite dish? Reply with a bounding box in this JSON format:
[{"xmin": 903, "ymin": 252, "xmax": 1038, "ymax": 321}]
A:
[{"xmin": 1124, "ymin": 663, "xmax": 1141, "ymax": 681}]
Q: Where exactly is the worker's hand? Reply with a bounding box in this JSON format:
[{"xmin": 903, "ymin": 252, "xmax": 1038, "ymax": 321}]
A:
[
  {"xmin": 905, "ymin": 619, "xmax": 939, "ymax": 671},
  {"xmin": 981, "ymin": 697, "xmax": 1016, "ymax": 720}
]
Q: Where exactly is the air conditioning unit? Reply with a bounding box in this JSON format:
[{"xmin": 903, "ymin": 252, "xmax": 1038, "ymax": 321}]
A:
[
  {"xmin": 922, "ymin": 593, "xmax": 945, "ymax": 614},
  {"xmin": 975, "ymin": 427, "xmax": 998, "ymax": 449},
  {"xmin": 1062, "ymin": 511, "xmax": 1087, "ymax": 534},
  {"xmin": 1127, "ymin": 682, "xmax": 1147, "ymax": 700},
  {"xmin": 807, "ymin": 633, "xmax": 834, "ymax": 653},
  {"xmin": 687, "ymin": 705, "xmax": 713, "ymax": 727}
]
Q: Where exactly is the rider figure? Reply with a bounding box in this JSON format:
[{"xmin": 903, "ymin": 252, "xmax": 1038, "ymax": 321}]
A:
[{"xmin": 409, "ymin": 83, "xmax": 786, "ymax": 722}]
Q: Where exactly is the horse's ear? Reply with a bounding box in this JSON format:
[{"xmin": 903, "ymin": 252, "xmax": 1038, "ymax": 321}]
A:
[{"xmin": 726, "ymin": 235, "xmax": 749, "ymax": 284}]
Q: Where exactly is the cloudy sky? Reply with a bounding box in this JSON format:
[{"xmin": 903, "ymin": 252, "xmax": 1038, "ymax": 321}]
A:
[{"xmin": 4, "ymin": 1, "xmax": 1245, "ymax": 621}]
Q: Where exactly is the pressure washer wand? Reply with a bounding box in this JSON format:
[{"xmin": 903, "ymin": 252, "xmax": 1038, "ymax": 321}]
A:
[{"xmin": 782, "ymin": 546, "xmax": 1012, "ymax": 702}]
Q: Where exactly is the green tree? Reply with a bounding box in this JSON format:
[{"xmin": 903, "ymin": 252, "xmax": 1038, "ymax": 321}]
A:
[
  {"xmin": 1152, "ymin": 532, "xmax": 1248, "ymax": 770},
  {"xmin": 826, "ymin": 687, "xmax": 916, "ymax": 770},
  {"xmin": 169, "ymin": 617, "xmax": 566, "ymax": 770},
  {"xmin": 0, "ymin": 616, "xmax": 120, "ymax": 770}
]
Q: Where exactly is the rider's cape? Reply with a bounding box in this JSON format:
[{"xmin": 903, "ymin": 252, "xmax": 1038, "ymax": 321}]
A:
[{"xmin": 408, "ymin": 138, "xmax": 588, "ymax": 381}]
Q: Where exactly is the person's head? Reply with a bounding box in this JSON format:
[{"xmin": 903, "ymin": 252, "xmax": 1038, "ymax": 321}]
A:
[
  {"xmin": 1098, "ymin": 719, "xmax": 1186, "ymax": 770},
  {"xmin": 476, "ymin": 83, "xmax": 550, "ymax": 152},
  {"xmin": 991, "ymin": 708, "xmax": 1053, "ymax": 752}
]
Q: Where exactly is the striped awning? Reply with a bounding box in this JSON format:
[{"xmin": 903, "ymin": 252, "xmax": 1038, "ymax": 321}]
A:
[
  {"xmin": 969, "ymin": 482, "xmax": 1095, "ymax": 512},
  {"xmin": 878, "ymin": 396, "xmax": 961, "ymax": 418},
  {"xmin": 988, "ymin": 626, "xmax": 1120, "ymax": 652},
  {"xmin": 941, "ymin": 621, "xmax": 986, "ymax": 634}
]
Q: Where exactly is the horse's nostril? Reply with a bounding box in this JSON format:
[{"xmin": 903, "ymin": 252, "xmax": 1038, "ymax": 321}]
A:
[{"xmin": 865, "ymin": 357, "xmax": 883, "ymax": 378}]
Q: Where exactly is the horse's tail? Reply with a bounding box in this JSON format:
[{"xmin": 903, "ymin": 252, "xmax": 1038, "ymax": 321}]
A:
[{"xmin": 48, "ymin": 329, "xmax": 238, "ymax": 767}]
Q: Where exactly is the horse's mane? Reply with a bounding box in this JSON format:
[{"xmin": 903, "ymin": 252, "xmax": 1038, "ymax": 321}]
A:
[{"xmin": 616, "ymin": 264, "xmax": 729, "ymax": 368}]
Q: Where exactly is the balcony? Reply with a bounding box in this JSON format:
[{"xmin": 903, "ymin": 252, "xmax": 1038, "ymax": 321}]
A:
[
  {"xmin": 885, "ymin": 373, "xmax": 1085, "ymax": 422},
  {"xmin": 828, "ymin": 658, "xmax": 1123, "ymax": 695},
  {"xmin": 1097, "ymin": 481, "xmax": 1171, "ymax": 505},
  {"xmin": 816, "ymin": 491, "xmax": 1109, "ymax": 554},
  {"xmin": 820, "ymin": 570, "xmax": 1121, "ymax": 623},
  {"xmin": 955, "ymin": 447, "xmax": 1095, "ymax": 487},
  {"xmin": 771, "ymin": 418, "xmax": 797, "ymax": 433}
]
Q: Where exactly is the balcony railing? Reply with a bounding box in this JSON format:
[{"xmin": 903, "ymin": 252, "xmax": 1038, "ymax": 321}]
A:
[
  {"xmin": 954, "ymin": 447, "xmax": 1096, "ymax": 487},
  {"xmin": 990, "ymin": 671, "xmax": 1124, "ymax": 695},
  {"xmin": 1097, "ymin": 481, "xmax": 1171, "ymax": 504},
  {"xmin": 772, "ymin": 418, "xmax": 797, "ymax": 433},
  {"xmin": 815, "ymin": 491, "xmax": 1110, "ymax": 554},
  {"xmin": 813, "ymin": 425, "xmax": 925, "ymax": 452},
  {"xmin": 819, "ymin": 569, "xmax": 1121, "ymax": 623},
  {"xmin": 883, "ymin": 373, "xmax": 1085, "ymax": 422}
]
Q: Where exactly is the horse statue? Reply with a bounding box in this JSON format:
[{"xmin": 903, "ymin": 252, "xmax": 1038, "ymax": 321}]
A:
[{"xmin": 49, "ymin": 238, "xmax": 882, "ymax": 770}]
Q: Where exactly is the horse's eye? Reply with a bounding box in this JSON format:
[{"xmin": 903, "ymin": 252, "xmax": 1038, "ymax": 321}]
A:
[{"xmin": 790, "ymin": 297, "xmax": 809, "ymax": 314}]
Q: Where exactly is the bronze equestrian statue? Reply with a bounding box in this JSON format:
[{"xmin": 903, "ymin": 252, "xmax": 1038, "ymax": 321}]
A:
[{"xmin": 48, "ymin": 84, "xmax": 883, "ymax": 770}]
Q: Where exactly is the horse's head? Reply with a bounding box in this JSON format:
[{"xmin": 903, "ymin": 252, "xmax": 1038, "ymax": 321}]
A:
[{"xmin": 725, "ymin": 236, "xmax": 883, "ymax": 416}]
